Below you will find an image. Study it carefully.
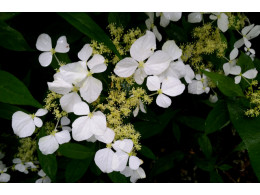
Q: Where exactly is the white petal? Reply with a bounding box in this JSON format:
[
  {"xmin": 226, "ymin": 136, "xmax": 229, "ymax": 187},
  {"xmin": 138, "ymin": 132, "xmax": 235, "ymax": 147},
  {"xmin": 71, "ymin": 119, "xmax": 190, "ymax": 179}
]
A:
[
  {"xmin": 39, "ymin": 135, "xmax": 59, "ymax": 155},
  {"xmin": 0, "ymin": 173, "xmax": 10, "ymax": 182},
  {"xmin": 217, "ymin": 13, "xmax": 229, "ymax": 32},
  {"xmin": 35, "ymin": 109, "xmax": 48, "ymax": 117},
  {"xmin": 230, "ymin": 47, "xmax": 239, "ymax": 61},
  {"xmin": 184, "ymin": 65, "xmax": 195, "ymax": 83},
  {"xmin": 90, "ymin": 111, "xmax": 107, "ymax": 135},
  {"xmin": 43, "ymin": 176, "xmax": 51, "ymax": 183},
  {"xmin": 95, "ymin": 127, "xmax": 115, "ymax": 144},
  {"xmin": 209, "ymin": 14, "xmax": 217, "ymax": 20},
  {"xmin": 80, "ymin": 77, "xmax": 102, "ymax": 103},
  {"xmin": 15, "ymin": 164, "xmax": 25, "ymax": 172},
  {"xmin": 94, "ymin": 148, "xmax": 114, "ymax": 173},
  {"xmin": 229, "ymin": 66, "xmax": 241, "ymax": 75},
  {"xmin": 59, "ymin": 62, "xmax": 87, "ymax": 84},
  {"xmin": 188, "ymin": 80, "xmax": 204, "ymax": 95},
  {"xmin": 60, "ymin": 92, "xmax": 82, "ymax": 113},
  {"xmin": 160, "ymin": 14, "xmax": 170, "ymax": 27},
  {"xmin": 163, "ymin": 12, "xmax": 182, "ymax": 22},
  {"xmin": 242, "ymin": 24, "xmax": 254, "ymax": 36},
  {"xmin": 112, "ymin": 150, "xmax": 129, "ymax": 172},
  {"xmin": 234, "ymin": 38, "xmax": 244, "ymax": 49},
  {"xmin": 247, "ymin": 25, "xmax": 260, "ymax": 40},
  {"xmin": 61, "ymin": 116, "xmax": 70, "ymax": 126},
  {"xmin": 73, "ymin": 101, "xmax": 90, "ymax": 116},
  {"xmin": 235, "ymin": 76, "xmax": 241, "ymax": 84},
  {"xmin": 209, "ymin": 94, "xmax": 218, "ymax": 103},
  {"xmin": 78, "ymin": 44, "xmax": 93, "ymax": 62},
  {"xmin": 129, "ymin": 156, "xmax": 142, "ymax": 170},
  {"xmin": 156, "ymin": 94, "xmax": 172, "ymax": 108},
  {"xmin": 139, "ymin": 100, "xmax": 146, "ymax": 113},
  {"xmin": 25, "ymin": 162, "xmax": 36, "ymax": 169},
  {"xmin": 38, "ymin": 169, "xmax": 46, "ymax": 177},
  {"xmin": 146, "ymin": 76, "xmax": 161, "ymax": 91},
  {"xmin": 62, "ymin": 126, "xmax": 72, "ymax": 132},
  {"xmin": 55, "ymin": 130, "xmax": 71, "ymax": 145},
  {"xmin": 36, "ymin": 178, "xmax": 43, "ymax": 183},
  {"xmin": 88, "ymin": 54, "xmax": 105, "ymax": 70},
  {"xmin": 33, "ymin": 117, "xmax": 43, "ymax": 128},
  {"xmin": 162, "ymin": 40, "xmax": 182, "ymax": 61},
  {"xmin": 86, "ymin": 135, "xmax": 97, "ymax": 143},
  {"xmin": 223, "ymin": 62, "xmax": 231, "ymax": 75},
  {"xmin": 72, "ymin": 116, "xmax": 93, "ymax": 141},
  {"xmin": 130, "ymin": 167, "xmax": 146, "ymax": 183},
  {"xmin": 114, "ymin": 57, "xmax": 138, "ymax": 78},
  {"xmin": 130, "ymin": 31, "xmax": 156, "ymax": 62},
  {"xmin": 188, "ymin": 13, "xmax": 202, "ymax": 23},
  {"xmin": 13, "ymin": 158, "xmax": 22, "ymax": 164},
  {"xmin": 161, "ymin": 77, "xmax": 185, "ymax": 97},
  {"xmin": 47, "ymin": 77, "xmax": 73, "ymax": 95},
  {"xmin": 120, "ymin": 166, "xmax": 133, "ymax": 177},
  {"xmin": 39, "ymin": 52, "xmax": 52, "ymax": 67},
  {"xmin": 90, "ymin": 63, "xmax": 107, "ymax": 74},
  {"xmin": 242, "ymin": 68, "xmax": 258, "ymax": 79},
  {"xmin": 112, "ymin": 139, "xmax": 133, "ymax": 153},
  {"xmin": 134, "ymin": 68, "xmax": 147, "ymax": 85},
  {"xmin": 144, "ymin": 50, "xmax": 171, "ymax": 75},
  {"xmin": 133, "ymin": 106, "xmax": 139, "ymax": 117},
  {"xmin": 244, "ymin": 38, "xmax": 251, "ymax": 48},
  {"xmin": 12, "ymin": 111, "xmax": 35, "ymax": 138},
  {"xmin": 36, "ymin": 33, "xmax": 52, "ymax": 51},
  {"xmin": 145, "ymin": 18, "xmax": 152, "ymax": 30},
  {"xmin": 152, "ymin": 26, "xmax": 162, "ymax": 42},
  {"xmin": 55, "ymin": 36, "xmax": 69, "ymax": 53}
]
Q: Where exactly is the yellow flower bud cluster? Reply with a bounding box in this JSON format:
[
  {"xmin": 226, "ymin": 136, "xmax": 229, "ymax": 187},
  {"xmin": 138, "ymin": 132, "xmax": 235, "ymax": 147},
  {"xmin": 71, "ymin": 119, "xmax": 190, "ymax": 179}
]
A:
[
  {"xmin": 245, "ymin": 80, "xmax": 260, "ymax": 117},
  {"xmin": 181, "ymin": 23, "xmax": 227, "ymax": 71},
  {"xmin": 226, "ymin": 12, "xmax": 247, "ymax": 31},
  {"xmin": 16, "ymin": 137, "xmax": 38, "ymax": 165},
  {"xmin": 44, "ymin": 91, "xmax": 67, "ymax": 119}
]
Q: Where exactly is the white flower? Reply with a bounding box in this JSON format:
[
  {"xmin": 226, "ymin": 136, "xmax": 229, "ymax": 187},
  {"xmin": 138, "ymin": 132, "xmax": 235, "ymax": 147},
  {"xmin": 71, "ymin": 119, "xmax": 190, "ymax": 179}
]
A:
[
  {"xmin": 36, "ymin": 33, "xmax": 69, "ymax": 67},
  {"xmin": 188, "ymin": 73, "xmax": 210, "ymax": 95},
  {"xmin": 39, "ymin": 129, "xmax": 71, "ymax": 155},
  {"xmin": 156, "ymin": 12, "xmax": 182, "ymax": 27},
  {"xmin": 114, "ymin": 31, "xmax": 171, "ymax": 85},
  {"xmin": 209, "ymin": 94, "xmax": 218, "ymax": 103},
  {"xmin": 234, "ymin": 68, "xmax": 258, "ymax": 84},
  {"xmin": 60, "ymin": 116, "xmax": 71, "ymax": 132},
  {"xmin": 223, "ymin": 47, "xmax": 241, "ymax": 76},
  {"xmin": 162, "ymin": 40, "xmax": 182, "ymax": 62},
  {"xmin": 13, "ymin": 158, "xmax": 29, "ymax": 174},
  {"xmin": 72, "ymin": 102, "xmax": 107, "ymax": 141},
  {"xmin": 209, "ymin": 12, "xmax": 229, "ymax": 32},
  {"xmin": 12, "ymin": 109, "xmax": 48, "ymax": 138},
  {"xmin": 145, "ymin": 12, "xmax": 162, "ymax": 41},
  {"xmin": 0, "ymin": 166, "xmax": 10, "ymax": 183},
  {"xmin": 121, "ymin": 166, "xmax": 146, "ymax": 183},
  {"xmin": 133, "ymin": 100, "xmax": 146, "ymax": 117},
  {"xmin": 244, "ymin": 39, "xmax": 256, "ymax": 56},
  {"xmin": 146, "ymin": 76, "xmax": 185, "ymax": 108},
  {"xmin": 36, "ymin": 169, "xmax": 51, "ymax": 183},
  {"xmin": 188, "ymin": 12, "xmax": 203, "ymax": 23},
  {"xmin": 234, "ymin": 24, "xmax": 260, "ymax": 48}
]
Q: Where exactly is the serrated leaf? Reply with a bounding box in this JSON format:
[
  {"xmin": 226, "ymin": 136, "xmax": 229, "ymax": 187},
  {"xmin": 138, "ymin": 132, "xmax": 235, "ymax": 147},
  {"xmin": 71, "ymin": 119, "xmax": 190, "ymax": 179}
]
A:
[
  {"xmin": 205, "ymin": 101, "xmax": 230, "ymax": 134},
  {"xmin": 198, "ymin": 134, "xmax": 212, "ymax": 158},
  {"xmin": 58, "ymin": 143, "xmax": 95, "ymax": 159},
  {"xmin": 0, "ymin": 21, "xmax": 31, "ymax": 51},
  {"xmin": 0, "ymin": 70, "xmax": 42, "ymax": 108},
  {"xmin": 202, "ymin": 70, "xmax": 244, "ymax": 97},
  {"xmin": 139, "ymin": 145, "xmax": 156, "ymax": 160},
  {"xmin": 58, "ymin": 13, "xmax": 121, "ymax": 58}
]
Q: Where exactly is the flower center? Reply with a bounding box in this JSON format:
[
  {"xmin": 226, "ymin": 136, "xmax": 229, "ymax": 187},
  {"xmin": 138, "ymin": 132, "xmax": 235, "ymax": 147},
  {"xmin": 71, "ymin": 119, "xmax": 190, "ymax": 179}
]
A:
[
  {"xmin": 30, "ymin": 114, "xmax": 36, "ymax": 119},
  {"xmin": 72, "ymin": 85, "xmax": 79, "ymax": 92},
  {"xmin": 88, "ymin": 112, "xmax": 93, "ymax": 118},
  {"xmin": 50, "ymin": 48, "xmax": 56, "ymax": 55},
  {"xmin": 138, "ymin": 61, "xmax": 144, "ymax": 68},
  {"xmin": 87, "ymin": 71, "xmax": 92, "ymax": 77},
  {"xmin": 51, "ymin": 129, "xmax": 57, "ymax": 136},
  {"xmin": 157, "ymin": 89, "xmax": 163, "ymax": 94}
]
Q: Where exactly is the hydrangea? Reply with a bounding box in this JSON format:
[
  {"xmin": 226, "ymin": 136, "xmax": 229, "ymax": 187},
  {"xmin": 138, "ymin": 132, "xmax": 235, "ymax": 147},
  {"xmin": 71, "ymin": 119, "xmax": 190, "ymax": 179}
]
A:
[
  {"xmin": 156, "ymin": 12, "xmax": 182, "ymax": 27},
  {"xmin": 234, "ymin": 68, "xmax": 258, "ymax": 84},
  {"xmin": 145, "ymin": 12, "xmax": 162, "ymax": 42},
  {"xmin": 188, "ymin": 73, "xmax": 210, "ymax": 95},
  {"xmin": 223, "ymin": 47, "xmax": 241, "ymax": 76},
  {"xmin": 36, "ymin": 169, "xmax": 51, "ymax": 183},
  {"xmin": 209, "ymin": 12, "xmax": 229, "ymax": 32}
]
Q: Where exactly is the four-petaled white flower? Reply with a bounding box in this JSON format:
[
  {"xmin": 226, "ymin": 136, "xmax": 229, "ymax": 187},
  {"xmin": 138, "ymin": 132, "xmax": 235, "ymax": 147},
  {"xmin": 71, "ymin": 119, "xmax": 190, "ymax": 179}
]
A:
[
  {"xmin": 209, "ymin": 12, "xmax": 229, "ymax": 32},
  {"xmin": 223, "ymin": 47, "xmax": 241, "ymax": 76},
  {"xmin": 39, "ymin": 128, "xmax": 71, "ymax": 155},
  {"xmin": 0, "ymin": 165, "xmax": 10, "ymax": 183},
  {"xmin": 36, "ymin": 169, "xmax": 51, "ymax": 183},
  {"xmin": 147, "ymin": 76, "xmax": 185, "ymax": 108},
  {"xmin": 156, "ymin": 12, "xmax": 182, "ymax": 27},
  {"xmin": 133, "ymin": 99, "xmax": 146, "ymax": 117},
  {"xmin": 114, "ymin": 30, "xmax": 171, "ymax": 85},
  {"xmin": 72, "ymin": 102, "xmax": 107, "ymax": 141},
  {"xmin": 234, "ymin": 68, "xmax": 258, "ymax": 84},
  {"xmin": 234, "ymin": 24, "xmax": 260, "ymax": 48},
  {"xmin": 36, "ymin": 33, "xmax": 69, "ymax": 67},
  {"xmin": 188, "ymin": 73, "xmax": 210, "ymax": 95},
  {"xmin": 12, "ymin": 158, "xmax": 34, "ymax": 174},
  {"xmin": 12, "ymin": 109, "xmax": 48, "ymax": 138},
  {"xmin": 120, "ymin": 166, "xmax": 146, "ymax": 183},
  {"xmin": 244, "ymin": 39, "xmax": 256, "ymax": 57},
  {"xmin": 145, "ymin": 12, "xmax": 162, "ymax": 41}
]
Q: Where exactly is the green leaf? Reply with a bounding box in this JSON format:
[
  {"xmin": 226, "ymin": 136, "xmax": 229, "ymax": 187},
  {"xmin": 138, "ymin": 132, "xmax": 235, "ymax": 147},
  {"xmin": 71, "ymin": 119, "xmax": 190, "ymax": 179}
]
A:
[
  {"xmin": 139, "ymin": 145, "xmax": 156, "ymax": 160},
  {"xmin": 196, "ymin": 158, "xmax": 216, "ymax": 172},
  {"xmin": 210, "ymin": 170, "xmax": 223, "ymax": 182},
  {"xmin": 202, "ymin": 70, "xmax": 244, "ymax": 97},
  {"xmin": 177, "ymin": 115, "xmax": 205, "ymax": 131},
  {"xmin": 0, "ymin": 102, "xmax": 27, "ymax": 120},
  {"xmin": 134, "ymin": 108, "xmax": 178, "ymax": 139},
  {"xmin": 37, "ymin": 149, "xmax": 57, "ymax": 181},
  {"xmin": 237, "ymin": 52, "xmax": 255, "ymax": 72},
  {"xmin": 165, "ymin": 23, "xmax": 188, "ymax": 43},
  {"xmin": 108, "ymin": 171, "xmax": 128, "ymax": 183},
  {"xmin": 58, "ymin": 143, "xmax": 95, "ymax": 159},
  {"xmin": 108, "ymin": 13, "xmax": 131, "ymax": 27},
  {"xmin": 0, "ymin": 13, "xmax": 20, "ymax": 21},
  {"xmin": 218, "ymin": 164, "xmax": 232, "ymax": 171},
  {"xmin": 65, "ymin": 158, "xmax": 92, "ymax": 182},
  {"xmin": 58, "ymin": 13, "xmax": 121, "ymax": 58},
  {"xmin": 228, "ymin": 100, "xmax": 260, "ymax": 181},
  {"xmin": 172, "ymin": 122, "xmax": 181, "ymax": 142},
  {"xmin": 0, "ymin": 21, "xmax": 31, "ymax": 51},
  {"xmin": 198, "ymin": 134, "xmax": 212, "ymax": 158},
  {"xmin": 205, "ymin": 101, "xmax": 230, "ymax": 134},
  {"xmin": 0, "ymin": 70, "xmax": 42, "ymax": 108}
]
